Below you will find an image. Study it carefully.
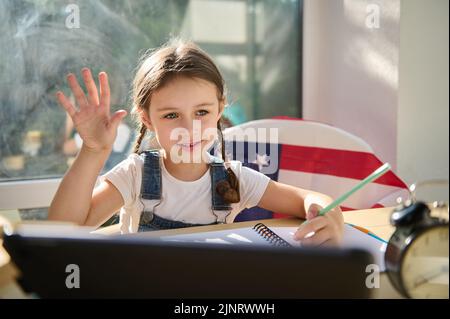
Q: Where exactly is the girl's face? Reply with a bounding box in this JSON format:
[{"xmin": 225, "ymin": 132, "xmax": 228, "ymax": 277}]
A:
[{"xmin": 142, "ymin": 76, "xmax": 224, "ymax": 161}]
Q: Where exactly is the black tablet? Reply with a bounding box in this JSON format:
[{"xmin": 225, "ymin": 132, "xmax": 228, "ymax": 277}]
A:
[{"xmin": 2, "ymin": 224, "xmax": 374, "ymax": 298}]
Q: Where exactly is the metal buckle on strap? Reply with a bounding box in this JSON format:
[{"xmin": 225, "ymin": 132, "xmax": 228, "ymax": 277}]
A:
[
  {"xmin": 213, "ymin": 210, "xmax": 231, "ymax": 224},
  {"xmin": 140, "ymin": 210, "xmax": 154, "ymax": 224}
]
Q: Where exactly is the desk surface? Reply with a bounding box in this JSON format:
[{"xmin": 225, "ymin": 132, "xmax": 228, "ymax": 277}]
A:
[{"xmin": 1, "ymin": 206, "xmax": 403, "ymax": 298}]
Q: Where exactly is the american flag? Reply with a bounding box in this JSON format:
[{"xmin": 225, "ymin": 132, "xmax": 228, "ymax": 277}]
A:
[{"xmin": 221, "ymin": 117, "xmax": 410, "ymax": 222}]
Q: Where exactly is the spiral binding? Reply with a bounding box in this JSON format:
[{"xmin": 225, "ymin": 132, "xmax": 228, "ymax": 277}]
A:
[{"xmin": 253, "ymin": 223, "xmax": 292, "ymax": 247}]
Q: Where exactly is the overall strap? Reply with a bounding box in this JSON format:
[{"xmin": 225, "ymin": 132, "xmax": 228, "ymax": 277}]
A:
[
  {"xmin": 209, "ymin": 156, "xmax": 232, "ymax": 223},
  {"xmin": 140, "ymin": 149, "xmax": 162, "ymax": 200}
]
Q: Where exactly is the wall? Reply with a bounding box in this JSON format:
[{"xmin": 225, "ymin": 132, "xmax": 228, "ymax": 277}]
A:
[
  {"xmin": 303, "ymin": 0, "xmax": 449, "ymax": 201},
  {"xmin": 397, "ymin": 0, "xmax": 449, "ymax": 201},
  {"xmin": 303, "ymin": 0, "xmax": 401, "ymax": 169}
]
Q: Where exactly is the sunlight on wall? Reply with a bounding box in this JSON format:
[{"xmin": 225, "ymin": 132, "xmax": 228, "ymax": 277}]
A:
[
  {"xmin": 343, "ymin": 0, "xmax": 399, "ymax": 90},
  {"xmin": 303, "ymin": 0, "xmax": 401, "ymax": 169}
]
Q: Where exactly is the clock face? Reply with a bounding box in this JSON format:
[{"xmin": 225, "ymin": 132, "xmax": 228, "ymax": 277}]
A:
[{"xmin": 401, "ymin": 225, "xmax": 449, "ymax": 298}]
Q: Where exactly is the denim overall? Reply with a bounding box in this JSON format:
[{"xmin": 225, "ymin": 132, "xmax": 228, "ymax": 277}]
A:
[{"xmin": 138, "ymin": 149, "xmax": 232, "ymax": 232}]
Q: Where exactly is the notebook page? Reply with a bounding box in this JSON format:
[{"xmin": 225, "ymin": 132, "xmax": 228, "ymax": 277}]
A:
[
  {"xmin": 158, "ymin": 224, "xmax": 387, "ymax": 270},
  {"xmin": 270, "ymin": 224, "xmax": 387, "ymax": 271},
  {"xmin": 160, "ymin": 227, "xmax": 273, "ymax": 246}
]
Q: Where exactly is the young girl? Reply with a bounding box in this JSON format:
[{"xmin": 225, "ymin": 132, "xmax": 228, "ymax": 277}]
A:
[{"xmin": 49, "ymin": 40, "xmax": 344, "ymax": 246}]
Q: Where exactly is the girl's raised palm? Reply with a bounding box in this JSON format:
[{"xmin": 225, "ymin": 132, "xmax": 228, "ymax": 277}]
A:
[{"xmin": 56, "ymin": 68, "xmax": 127, "ymax": 152}]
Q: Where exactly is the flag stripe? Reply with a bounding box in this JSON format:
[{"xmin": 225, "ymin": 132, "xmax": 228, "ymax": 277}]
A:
[
  {"xmin": 279, "ymin": 144, "xmax": 407, "ymax": 188},
  {"xmin": 277, "ymin": 169, "xmax": 408, "ymax": 209}
]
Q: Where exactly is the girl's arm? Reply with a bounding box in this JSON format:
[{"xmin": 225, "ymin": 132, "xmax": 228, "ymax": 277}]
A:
[
  {"xmin": 48, "ymin": 146, "xmax": 124, "ymax": 226},
  {"xmin": 257, "ymin": 180, "xmax": 332, "ymax": 219},
  {"xmin": 257, "ymin": 180, "xmax": 344, "ymax": 246},
  {"xmin": 48, "ymin": 68, "xmax": 127, "ymax": 226}
]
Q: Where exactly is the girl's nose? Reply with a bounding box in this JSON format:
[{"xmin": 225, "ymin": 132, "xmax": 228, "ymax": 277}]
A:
[
  {"xmin": 180, "ymin": 117, "xmax": 193, "ymax": 131},
  {"xmin": 180, "ymin": 117, "xmax": 201, "ymax": 139}
]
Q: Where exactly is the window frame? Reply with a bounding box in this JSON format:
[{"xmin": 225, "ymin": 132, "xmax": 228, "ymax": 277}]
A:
[{"xmin": 0, "ymin": 178, "xmax": 60, "ymax": 210}]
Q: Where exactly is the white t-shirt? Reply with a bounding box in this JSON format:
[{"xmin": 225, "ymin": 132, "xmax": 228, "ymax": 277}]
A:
[{"xmin": 101, "ymin": 153, "xmax": 271, "ymax": 234}]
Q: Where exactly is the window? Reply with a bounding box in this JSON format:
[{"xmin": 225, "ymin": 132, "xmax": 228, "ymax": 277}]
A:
[{"xmin": 0, "ymin": 0, "xmax": 302, "ymax": 215}]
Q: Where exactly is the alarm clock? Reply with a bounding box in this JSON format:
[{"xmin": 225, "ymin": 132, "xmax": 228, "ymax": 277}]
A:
[{"xmin": 385, "ymin": 200, "xmax": 449, "ymax": 298}]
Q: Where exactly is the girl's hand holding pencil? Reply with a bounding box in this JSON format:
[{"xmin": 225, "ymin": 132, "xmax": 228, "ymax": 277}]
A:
[
  {"xmin": 293, "ymin": 163, "xmax": 392, "ymax": 247},
  {"xmin": 294, "ymin": 199, "xmax": 344, "ymax": 247},
  {"xmin": 55, "ymin": 68, "xmax": 128, "ymax": 153}
]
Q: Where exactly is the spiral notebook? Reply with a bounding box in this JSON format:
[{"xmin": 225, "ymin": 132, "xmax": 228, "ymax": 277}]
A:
[{"xmin": 160, "ymin": 223, "xmax": 387, "ymax": 270}]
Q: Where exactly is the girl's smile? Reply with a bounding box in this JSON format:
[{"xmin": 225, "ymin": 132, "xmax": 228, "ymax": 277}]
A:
[{"xmin": 176, "ymin": 140, "xmax": 203, "ymax": 152}]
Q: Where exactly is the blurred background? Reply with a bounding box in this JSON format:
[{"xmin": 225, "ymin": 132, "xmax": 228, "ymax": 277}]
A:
[
  {"xmin": 0, "ymin": 0, "xmax": 301, "ymax": 220},
  {"xmin": 0, "ymin": 0, "xmax": 301, "ymax": 179}
]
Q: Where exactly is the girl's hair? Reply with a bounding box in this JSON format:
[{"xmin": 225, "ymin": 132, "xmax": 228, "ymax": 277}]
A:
[{"xmin": 131, "ymin": 39, "xmax": 239, "ymax": 204}]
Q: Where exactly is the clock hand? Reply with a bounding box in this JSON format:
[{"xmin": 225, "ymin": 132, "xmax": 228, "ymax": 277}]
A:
[{"xmin": 412, "ymin": 265, "xmax": 449, "ymax": 289}]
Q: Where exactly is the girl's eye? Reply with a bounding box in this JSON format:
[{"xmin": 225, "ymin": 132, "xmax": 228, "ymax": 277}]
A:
[
  {"xmin": 163, "ymin": 112, "xmax": 178, "ymax": 119},
  {"xmin": 196, "ymin": 110, "xmax": 209, "ymax": 117}
]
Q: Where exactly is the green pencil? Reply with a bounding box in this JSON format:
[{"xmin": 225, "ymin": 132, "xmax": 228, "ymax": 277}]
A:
[{"xmin": 318, "ymin": 163, "xmax": 392, "ymax": 216}]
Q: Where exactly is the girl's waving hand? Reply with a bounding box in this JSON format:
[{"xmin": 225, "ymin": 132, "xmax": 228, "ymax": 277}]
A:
[{"xmin": 56, "ymin": 68, "xmax": 127, "ymax": 152}]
